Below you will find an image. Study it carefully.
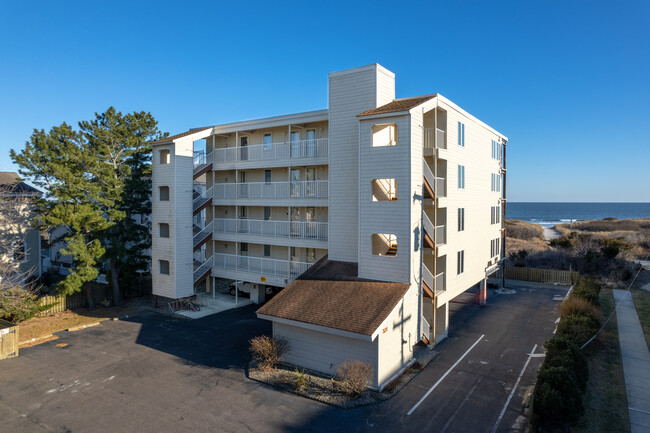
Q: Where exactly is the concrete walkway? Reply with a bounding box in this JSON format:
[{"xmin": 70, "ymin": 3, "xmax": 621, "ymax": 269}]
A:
[{"xmin": 613, "ymin": 289, "xmax": 650, "ymax": 432}]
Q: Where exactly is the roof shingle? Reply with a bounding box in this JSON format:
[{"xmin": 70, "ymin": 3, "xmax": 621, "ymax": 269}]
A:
[
  {"xmin": 357, "ymin": 95, "xmax": 436, "ymax": 117},
  {"xmin": 256, "ymin": 258, "xmax": 410, "ymax": 336}
]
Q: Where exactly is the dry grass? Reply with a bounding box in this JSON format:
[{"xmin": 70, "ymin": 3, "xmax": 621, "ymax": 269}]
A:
[
  {"xmin": 506, "ymin": 219, "xmax": 550, "ymax": 255},
  {"xmin": 555, "ymin": 218, "xmax": 650, "ymax": 257},
  {"xmin": 336, "ymin": 360, "xmax": 373, "ymax": 398},
  {"xmin": 575, "ymin": 289, "xmax": 630, "ymax": 433},
  {"xmin": 249, "ymin": 335, "xmax": 289, "ymax": 371},
  {"xmin": 560, "ymin": 296, "xmax": 600, "ymax": 319},
  {"xmin": 18, "ymin": 304, "xmax": 143, "ymax": 343}
]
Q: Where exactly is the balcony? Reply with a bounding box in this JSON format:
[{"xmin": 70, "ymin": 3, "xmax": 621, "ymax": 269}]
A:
[
  {"xmin": 423, "ymin": 266, "xmax": 446, "ymax": 296},
  {"xmin": 214, "ymin": 218, "xmax": 328, "ymax": 241},
  {"xmin": 213, "ymin": 180, "xmax": 328, "ymax": 200},
  {"xmin": 213, "ymin": 138, "xmax": 328, "ymax": 165},
  {"xmin": 424, "ymin": 128, "xmax": 446, "ymax": 151},
  {"xmin": 212, "ymin": 253, "xmax": 313, "ymax": 279}
]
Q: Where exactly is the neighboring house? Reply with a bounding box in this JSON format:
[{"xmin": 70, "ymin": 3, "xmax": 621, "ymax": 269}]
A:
[
  {"xmin": 151, "ymin": 64, "xmax": 507, "ymax": 390},
  {"xmin": 0, "ymin": 172, "xmax": 42, "ymax": 286}
]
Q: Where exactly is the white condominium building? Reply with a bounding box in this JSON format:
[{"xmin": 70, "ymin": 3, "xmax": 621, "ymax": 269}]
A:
[{"xmin": 151, "ymin": 64, "xmax": 507, "ymax": 390}]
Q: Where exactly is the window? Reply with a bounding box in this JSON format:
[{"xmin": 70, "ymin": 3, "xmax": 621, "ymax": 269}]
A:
[
  {"xmin": 491, "ymin": 173, "xmax": 501, "ymax": 192},
  {"xmin": 491, "ymin": 238, "xmax": 501, "ymax": 258},
  {"xmin": 240, "ymin": 242, "xmax": 248, "ymax": 255},
  {"xmin": 13, "ymin": 240, "xmax": 25, "ymax": 262},
  {"xmin": 306, "ymin": 129, "xmax": 316, "ymax": 156},
  {"xmin": 491, "ymin": 140, "xmax": 501, "ymax": 160},
  {"xmin": 458, "ymin": 165, "xmax": 465, "ymax": 189},
  {"xmin": 491, "ymin": 206, "xmax": 501, "ymax": 225},
  {"xmin": 264, "ymin": 133, "xmax": 272, "ymax": 151},
  {"xmin": 159, "ymin": 223, "xmax": 170, "ymax": 238},
  {"xmin": 307, "ymin": 248, "xmax": 316, "ymax": 262},
  {"xmin": 264, "ymin": 206, "xmax": 271, "ymax": 221},
  {"xmin": 371, "ymin": 233, "xmax": 398, "ymax": 257},
  {"xmin": 265, "ymin": 169, "xmax": 272, "ymax": 184},
  {"xmin": 264, "ymin": 244, "xmax": 271, "ymax": 257},
  {"xmin": 457, "ymin": 250, "xmax": 465, "ymax": 275},
  {"xmin": 159, "ymin": 149, "xmax": 170, "ymax": 164},
  {"xmin": 372, "ymin": 123, "xmax": 397, "ymax": 147},
  {"xmin": 159, "ymin": 186, "xmax": 169, "ymax": 201},
  {"xmin": 458, "ymin": 208, "xmax": 465, "ymax": 231},
  {"xmin": 458, "ymin": 122, "xmax": 465, "ymax": 147},
  {"xmin": 159, "ymin": 260, "xmax": 170, "ymax": 275},
  {"xmin": 371, "ymin": 178, "xmax": 397, "ymax": 201}
]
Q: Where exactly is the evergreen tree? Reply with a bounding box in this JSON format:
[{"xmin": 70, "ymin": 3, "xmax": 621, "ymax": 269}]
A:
[{"xmin": 11, "ymin": 108, "xmax": 165, "ymax": 307}]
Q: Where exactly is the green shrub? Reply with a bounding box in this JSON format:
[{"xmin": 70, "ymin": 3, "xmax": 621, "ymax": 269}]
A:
[
  {"xmin": 550, "ymin": 236, "xmax": 573, "ymax": 248},
  {"xmin": 572, "ymin": 278, "xmax": 601, "ymax": 306},
  {"xmin": 294, "ymin": 368, "xmax": 310, "ymax": 391},
  {"xmin": 0, "ymin": 288, "xmax": 54, "ymax": 323},
  {"xmin": 557, "ymin": 314, "xmax": 600, "ymax": 346}
]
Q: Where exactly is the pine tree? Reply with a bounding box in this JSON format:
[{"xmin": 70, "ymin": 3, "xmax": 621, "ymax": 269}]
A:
[{"xmin": 11, "ymin": 108, "xmax": 165, "ymax": 308}]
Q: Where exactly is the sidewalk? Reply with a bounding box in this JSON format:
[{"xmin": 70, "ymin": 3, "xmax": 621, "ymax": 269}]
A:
[{"xmin": 613, "ymin": 289, "xmax": 650, "ymax": 433}]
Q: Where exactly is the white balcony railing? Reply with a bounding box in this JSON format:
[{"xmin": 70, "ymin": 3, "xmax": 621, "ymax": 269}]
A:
[
  {"xmin": 193, "ymin": 186, "xmax": 213, "ymax": 212},
  {"xmin": 422, "ymin": 159, "xmax": 446, "ymax": 198},
  {"xmin": 213, "ymin": 180, "xmax": 328, "ymax": 200},
  {"xmin": 214, "ymin": 218, "xmax": 328, "ymax": 240},
  {"xmin": 213, "ymin": 138, "xmax": 328, "ymax": 164},
  {"xmin": 212, "ymin": 253, "xmax": 312, "ymax": 278},
  {"xmin": 424, "ymin": 128, "xmax": 446, "ymax": 150},
  {"xmin": 193, "ymin": 221, "xmax": 213, "ymax": 249},
  {"xmin": 435, "ymin": 272, "xmax": 445, "ymax": 294},
  {"xmin": 435, "ymin": 225, "xmax": 446, "ymax": 245},
  {"xmin": 421, "ymin": 315, "xmax": 431, "ymax": 341},
  {"xmin": 423, "ymin": 267, "xmax": 445, "ymax": 295}
]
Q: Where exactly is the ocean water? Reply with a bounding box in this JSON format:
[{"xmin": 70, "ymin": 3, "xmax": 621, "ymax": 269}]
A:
[{"xmin": 507, "ymin": 202, "xmax": 650, "ymax": 226}]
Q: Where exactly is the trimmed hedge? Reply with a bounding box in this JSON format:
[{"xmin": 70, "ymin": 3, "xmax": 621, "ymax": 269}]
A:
[{"xmin": 532, "ymin": 277, "xmax": 601, "ymax": 431}]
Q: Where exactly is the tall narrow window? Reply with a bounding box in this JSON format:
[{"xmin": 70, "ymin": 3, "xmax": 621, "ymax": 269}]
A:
[
  {"xmin": 264, "ymin": 244, "xmax": 271, "ymax": 257},
  {"xmin": 457, "ymin": 250, "xmax": 465, "ymax": 275},
  {"xmin": 13, "ymin": 240, "xmax": 25, "ymax": 262},
  {"xmin": 458, "ymin": 165, "xmax": 465, "ymax": 189},
  {"xmin": 263, "ymin": 133, "xmax": 272, "ymax": 151},
  {"xmin": 265, "ymin": 169, "xmax": 272, "ymax": 184},
  {"xmin": 306, "ymin": 129, "xmax": 316, "ymax": 156},
  {"xmin": 458, "ymin": 122, "xmax": 465, "ymax": 147},
  {"xmin": 264, "ymin": 206, "xmax": 271, "ymax": 221},
  {"xmin": 240, "ymin": 242, "xmax": 248, "ymax": 255},
  {"xmin": 159, "ymin": 260, "xmax": 170, "ymax": 275},
  {"xmin": 159, "ymin": 186, "xmax": 169, "ymax": 201},
  {"xmin": 458, "ymin": 208, "xmax": 465, "ymax": 232},
  {"xmin": 159, "ymin": 223, "xmax": 170, "ymax": 238},
  {"xmin": 159, "ymin": 149, "xmax": 170, "ymax": 164}
]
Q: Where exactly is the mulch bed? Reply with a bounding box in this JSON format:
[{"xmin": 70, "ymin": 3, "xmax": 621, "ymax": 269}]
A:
[{"xmin": 248, "ymin": 343, "xmax": 439, "ymax": 409}]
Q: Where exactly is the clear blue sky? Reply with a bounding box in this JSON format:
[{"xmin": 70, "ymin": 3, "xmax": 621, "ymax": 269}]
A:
[{"xmin": 1, "ymin": 0, "xmax": 648, "ymax": 202}]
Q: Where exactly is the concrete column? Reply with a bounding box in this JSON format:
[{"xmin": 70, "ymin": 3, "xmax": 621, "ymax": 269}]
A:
[
  {"xmin": 479, "ymin": 278, "xmax": 487, "ymax": 306},
  {"xmin": 250, "ymin": 284, "xmax": 266, "ymax": 305}
]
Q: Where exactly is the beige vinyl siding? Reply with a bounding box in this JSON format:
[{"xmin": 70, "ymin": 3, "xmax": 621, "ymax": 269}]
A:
[
  {"xmin": 273, "ymin": 322, "xmax": 380, "ymax": 387},
  {"xmin": 357, "ymin": 115, "xmax": 411, "ymax": 283},
  {"xmin": 328, "ymin": 65, "xmax": 395, "ymax": 262},
  {"xmin": 436, "ymin": 100, "xmax": 504, "ymax": 304}
]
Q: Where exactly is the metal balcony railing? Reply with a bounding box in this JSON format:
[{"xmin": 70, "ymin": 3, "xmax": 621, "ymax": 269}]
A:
[
  {"xmin": 213, "ymin": 138, "xmax": 328, "ymax": 164},
  {"xmin": 193, "ymin": 186, "xmax": 213, "ymax": 213},
  {"xmin": 214, "ymin": 218, "xmax": 328, "ymax": 240},
  {"xmin": 192, "ymin": 221, "xmax": 213, "ymax": 249},
  {"xmin": 213, "ymin": 180, "xmax": 328, "ymax": 200},
  {"xmin": 212, "ymin": 253, "xmax": 312, "ymax": 278},
  {"xmin": 193, "ymin": 256, "xmax": 213, "ymax": 283},
  {"xmin": 422, "ymin": 159, "xmax": 446, "ymax": 198}
]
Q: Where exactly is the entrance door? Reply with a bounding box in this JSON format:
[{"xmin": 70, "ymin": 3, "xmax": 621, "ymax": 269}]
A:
[
  {"xmin": 290, "ymin": 169, "xmax": 300, "ymax": 197},
  {"xmin": 238, "ymin": 206, "xmax": 248, "ymax": 233},
  {"xmin": 240, "ymin": 136, "xmax": 248, "ymax": 161},
  {"xmin": 290, "ymin": 131, "xmax": 301, "ymax": 158},
  {"xmin": 306, "ymin": 129, "xmax": 316, "ymax": 157},
  {"xmin": 305, "ymin": 207, "xmax": 316, "ymax": 238},
  {"xmin": 290, "ymin": 246, "xmax": 300, "ymax": 276},
  {"xmin": 239, "ymin": 171, "xmax": 248, "ymax": 198}
]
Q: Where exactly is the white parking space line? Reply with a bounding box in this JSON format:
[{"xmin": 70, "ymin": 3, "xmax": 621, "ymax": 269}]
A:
[
  {"xmin": 490, "ymin": 344, "xmax": 538, "ymax": 433},
  {"xmin": 407, "ymin": 334, "xmax": 485, "ymax": 416}
]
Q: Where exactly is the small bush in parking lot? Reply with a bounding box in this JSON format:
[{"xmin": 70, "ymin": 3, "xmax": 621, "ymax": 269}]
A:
[
  {"xmin": 560, "ymin": 296, "xmax": 600, "ymax": 321},
  {"xmin": 571, "ymin": 277, "xmax": 601, "ymax": 306},
  {"xmin": 336, "ymin": 360, "xmax": 373, "ymax": 398},
  {"xmin": 293, "ymin": 368, "xmax": 310, "ymax": 391},
  {"xmin": 249, "ymin": 335, "xmax": 289, "ymax": 371}
]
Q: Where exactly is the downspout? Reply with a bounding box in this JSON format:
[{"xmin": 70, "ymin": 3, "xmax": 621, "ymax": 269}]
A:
[{"xmin": 501, "ymin": 139, "xmax": 507, "ymax": 289}]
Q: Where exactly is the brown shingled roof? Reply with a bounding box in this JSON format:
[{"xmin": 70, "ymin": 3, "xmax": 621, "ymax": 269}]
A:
[
  {"xmin": 357, "ymin": 95, "xmax": 436, "ymax": 117},
  {"xmin": 152, "ymin": 128, "xmax": 211, "ymax": 144},
  {"xmin": 256, "ymin": 258, "xmax": 410, "ymax": 336}
]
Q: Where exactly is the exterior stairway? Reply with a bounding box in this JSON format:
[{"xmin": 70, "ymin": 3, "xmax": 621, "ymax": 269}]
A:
[
  {"xmin": 193, "ymin": 151, "xmax": 213, "ymax": 180},
  {"xmin": 193, "ymin": 255, "xmax": 212, "ymax": 287},
  {"xmin": 193, "ymin": 221, "xmax": 213, "ymax": 251}
]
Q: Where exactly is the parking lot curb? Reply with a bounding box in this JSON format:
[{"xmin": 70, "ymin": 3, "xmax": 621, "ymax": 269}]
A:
[
  {"xmin": 19, "ymin": 333, "xmax": 54, "ymax": 346},
  {"xmin": 67, "ymin": 322, "xmax": 101, "ymax": 332}
]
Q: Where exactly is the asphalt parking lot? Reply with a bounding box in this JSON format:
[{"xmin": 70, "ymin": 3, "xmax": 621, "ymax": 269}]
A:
[{"xmin": 0, "ymin": 280, "xmax": 566, "ymax": 433}]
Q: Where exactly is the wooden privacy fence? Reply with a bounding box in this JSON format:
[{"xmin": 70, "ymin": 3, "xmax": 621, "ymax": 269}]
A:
[
  {"xmin": 497, "ymin": 266, "xmax": 579, "ymax": 285},
  {"xmin": 37, "ymin": 277, "xmax": 152, "ymax": 315}
]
